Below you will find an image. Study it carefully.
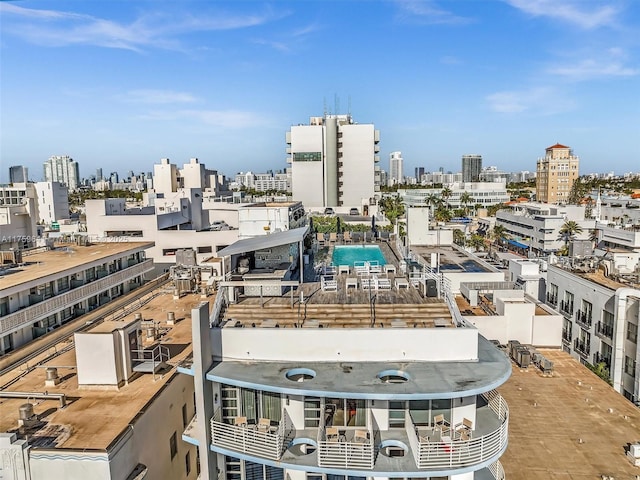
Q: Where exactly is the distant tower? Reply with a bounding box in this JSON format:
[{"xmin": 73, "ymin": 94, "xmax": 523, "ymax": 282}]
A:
[
  {"xmin": 96, "ymin": 168, "xmax": 103, "ymax": 182},
  {"xmin": 9, "ymin": 165, "xmax": 29, "ymax": 183},
  {"xmin": 595, "ymin": 190, "xmax": 602, "ymax": 223},
  {"xmin": 44, "ymin": 155, "xmax": 80, "ymax": 191},
  {"xmin": 389, "ymin": 151, "xmax": 404, "ymax": 186},
  {"xmin": 535, "ymin": 143, "xmax": 580, "ymax": 204},
  {"xmin": 462, "ymin": 155, "xmax": 482, "ymax": 182}
]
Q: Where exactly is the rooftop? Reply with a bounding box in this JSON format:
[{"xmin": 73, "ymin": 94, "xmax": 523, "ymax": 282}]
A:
[
  {"xmin": 0, "ymin": 241, "xmax": 154, "ymax": 288},
  {"xmin": 551, "ymin": 261, "xmax": 640, "ymax": 291},
  {"xmin": 0, "ymin": 290, "xmax": 207, "ymax": 450},
  {"xmin": 499, "ymin": 349, "xmax": 640, "ymax": 478}
]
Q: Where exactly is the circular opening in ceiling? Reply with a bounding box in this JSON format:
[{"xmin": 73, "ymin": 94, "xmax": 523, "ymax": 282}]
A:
[
  {"xmin": 379, "ymin": 440, "xmax": 408, "ymax": 458},
  {"xmin": 376, "ymin": 369, "xmax": 410, "ymax": 383},
  {"xmin": 285, "ymin": 368, "xmax": 316, "ymax": 382},
  {"xmin": 288, "ymin": 437, "xmax": 317, "ymax": 456}
]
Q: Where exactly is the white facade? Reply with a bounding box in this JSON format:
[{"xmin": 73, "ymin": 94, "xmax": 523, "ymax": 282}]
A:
[
  {"xmin": 44, "ymin": 155, "xmax": 80, "ymax": 191},
  {"xmin": 389, "ymin": 151, "xmax": 403, "ymax": 186},
  {"xmin": 237, "ymin": 202, "xmax": 306, "ymax": 239},
  {"xmin": 287, "ymin": 114, "xmax": 380, "ymax": 208},
  {"xmin": 496, "ymin": 202, "xmax": 595, "ymax": 253},
  {"xmin": 546, "ymin": 264, "xmax": 640, "ymax": 403},
  {"xmin": 34, "ymin": 181, "xmax": 69, "ymax": 226},
  {"xmin": 401, "ymin": 182, "xmax": 510, "ymax": 208}
]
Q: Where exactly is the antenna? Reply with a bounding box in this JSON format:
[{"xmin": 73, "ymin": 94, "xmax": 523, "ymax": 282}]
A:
[
  {"xmin": 334, "ymin": 93, "xmax": 339, "ymax": 115},
  {"xmin": 348, "ymin": 95, "xmax": 352, "ymax": 116},
  {"xmin": 323, "ymin": 97, "xmax": 327, "ymax": 116}
]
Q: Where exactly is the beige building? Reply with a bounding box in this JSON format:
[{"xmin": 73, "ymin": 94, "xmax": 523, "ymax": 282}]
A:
[{"xmin": 535, "ymin": 143, "xmax": 580, "ymax": 204}]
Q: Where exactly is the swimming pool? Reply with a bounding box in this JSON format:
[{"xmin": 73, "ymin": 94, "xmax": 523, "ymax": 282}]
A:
[{"xmin": 332, "ymin": 245, "xmax": 387, "ymax": 267}]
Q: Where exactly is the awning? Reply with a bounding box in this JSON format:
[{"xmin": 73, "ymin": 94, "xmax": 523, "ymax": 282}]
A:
[
  {"xmin": 508, "ymin": 239, "xmax": 529, "ymax": 249},
  {"xmin": 216, "ymin": 226, "xmax": 309, "ymax": 257}
]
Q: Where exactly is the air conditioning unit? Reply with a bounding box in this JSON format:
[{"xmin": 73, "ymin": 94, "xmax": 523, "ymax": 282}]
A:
[{"xmin": 256, "ymin": 249, "xmax": 272, "ymax": 255}]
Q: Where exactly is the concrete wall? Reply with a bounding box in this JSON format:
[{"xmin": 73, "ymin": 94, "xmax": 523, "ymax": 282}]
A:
[
  {"xmin": 218, "ymin": 327, "xmax": 479, "ymax": 362},
  {"xmin": 340, "ymin": 123, "xmax": 376, "ymax": 207},
  {"xmin": 75, "ymin": 332, "xmax": 121, "ymax": 386},
  {"xmin": 444, "ymin": 272, "xmax": 505, "ymax": 293},
  {"xmin": 290, "ymin": 125, "xmax": 325, "ymax": 208}
]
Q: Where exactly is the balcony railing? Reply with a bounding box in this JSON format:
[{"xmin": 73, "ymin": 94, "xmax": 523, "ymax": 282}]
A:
[
  {"xmin": 593, "ymin": 352, "xmax": 611, "ymax": 369},
  {"xmin": 595, "ymin": 321, "xmax": 614, "ymax": 340},
  {"xmin": 210, "ymin": 409, "xmax": 289, "ymax": 461},
  {"xmin": 488, "ymin": 460, "xmax": 506, "ymax": 479},
  {"xmin": 409, "ymin": 390, "xmax": 509, "ymax": 470},
  {"xmin": 317, "ymin": 426, "xmax": 375, "ymax": 469},
  {"xmin": 0, "ymin": 259, "xmax": 153, "ymax": 335},
  {"xmin": 559, "ymin": 300, "xmax": 574, "ymax": 316},
  {"xmin": 573, "ymin": 338, "xmax": 590, "ymax": 357},
  {"xmin": 562, "ymin": 328, "xmax": 572, "ymax": 343},
  {"xmin": 546, "ymin": 293, "xmax": 557, "ymax": 307},
  {"xmin": 575, "ymin": 310, "xmax": 592, "ymax": 329}
]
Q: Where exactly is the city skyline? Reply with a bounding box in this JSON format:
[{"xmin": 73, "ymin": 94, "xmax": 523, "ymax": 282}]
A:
[{"xmin": 1, "ymin": 0, "xmax": 639, "ymax": 183}]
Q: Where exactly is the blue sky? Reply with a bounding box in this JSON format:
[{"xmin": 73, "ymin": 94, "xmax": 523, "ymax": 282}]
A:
[{"xmin": 1, "ymin": 0, "xmax": 639, "ymax": 182}]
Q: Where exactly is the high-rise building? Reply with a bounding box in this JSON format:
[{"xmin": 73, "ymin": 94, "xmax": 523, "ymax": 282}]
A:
[
  {"xmin": 536, "ymin": 143, "xmax": 580, "ymax": 204},
  {"xmin": 96, "ymin": 168, "xmax": 103, "ymax": 181},
  {"xmin": 388, "ymin": 151, "xmax": 403, "ymax": 186},
  {"xmin": 287, "ymin": 113, "xmax": 380, "ymax": 208},
  {"xmin": 9, "ymin": 165, "xmax": 29, "ymax": 183},
  {"xmin": 415, "ymin": 166, "xmax": 425, "ymax": 182},
  {"xmin": 43, "ymin": 155, "xmax": 80, "ymax": 191},
  {"xmin": 461, "ymin": 154, "xmax": 482, "ymax": 183}
]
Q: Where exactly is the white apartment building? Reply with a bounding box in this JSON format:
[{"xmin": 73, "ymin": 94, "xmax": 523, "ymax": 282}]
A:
[
  {"xmin": 495, "ymin": 203, "xmax": 594, "ymax": 254},
  {"xmin": 0, "ymin": 241, "xmax": 153, "ymax": 354},
  {"xmin": 237, "ymin": 202, "xmax": 306, "ymax": 239},
  {"xmin": 400, "ymin": 182, "xmax": 510, "ymax": 208},
  {"xmin": 34, "ymin": 181, "xmax": 70, "ymax": 226},
  {"xmin": 232, "ymin": 171, "xmax": 291, "ymax": 193},
  {"xmin": 287, "ymin": 113, "xmax": 380, "ymax": 208},
  {"xmin": 44, "ymin": 155, "xmax": 80, "ymax": 192},
  {"xmin": 0, "ymin": 288, "xmax": 202, "ymax": 480},
  {"xmin": 420, "ymin": 172, "xmax": 463, "ymax": 185},
  {"xmin": 388, "ymin": 151, "xmax": 404, "ymax": 186}
]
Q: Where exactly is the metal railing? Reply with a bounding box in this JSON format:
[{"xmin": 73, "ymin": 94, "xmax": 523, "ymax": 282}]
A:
[
  {"xmin": 575, "ymin": 310, "xmax": 592, "ymax": 329},
  {"xmin": 210, "ymin": 287, "xmax": 228, "ymax": 327},
  {"xmin": 411, "ymin": 390, "xmax": 509, "ymax": 470},
  {"xmin": 488, "ymin": 460, "xmax": 506, "ymax": 479},
  {"xmin": 595, "ymin": 321, "xmax": 613, "ymax": 339},
  {"xmin": 210, "ymin": 409, "xmax": 288, "ymax": 461},
  {"xmin": 317, "ymin": 426, "xmax": 375, "ymax": 470},
  {"xmin": 573, "ymin": 338, "xmax": 590, "ymax": 357},
  {"xmin": 0, "ymin": 260, "xmax": 153, "ymax": 334},
  {"xmin": 559, "ymin": 300, "xmax": 574, "ymax": 316}
]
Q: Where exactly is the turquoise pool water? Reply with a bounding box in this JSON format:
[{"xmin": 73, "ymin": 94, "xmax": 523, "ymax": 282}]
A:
[{"xmin": 332, "ymin": 245, "xmax": 387, "ymax": 267}]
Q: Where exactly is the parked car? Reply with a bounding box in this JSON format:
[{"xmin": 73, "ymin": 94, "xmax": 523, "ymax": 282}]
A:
[
  {"xmin": 324, "ymin": 207, "xmax": 335, "ymax": 215},
  {"xmin": 207, "ymin": 220, "xmax": 229, "ymax": 231},
  {"xmin": 349, "ymin": 208, "xmax": 359, "ymax": 215}
]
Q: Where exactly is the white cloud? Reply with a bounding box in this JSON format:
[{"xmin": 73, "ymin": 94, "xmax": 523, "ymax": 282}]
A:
[
  {"xmin": 486, "ymin": 87, "xmax": 574, "ymax": 114},
  {"xmin": 504, "ymin": 0, "xmax": 619, "ymax": 29},
  {"xmin": 0, "ymin": 3, "xmax": 286, "ymax": 52},
  {"xmin": 394, "ymin": 0, "xmax": 473, "ymax": 25},
  {"xmin": 549, "ymin": 58, "xmax": 638, "ymax": 79},
  {"xmin": 117, "ymin": 90, "xmax": 198, "ymax": 104},
  {"xmin": 140, "ymin": 109, "xmax": 269, "ymax": 128}
]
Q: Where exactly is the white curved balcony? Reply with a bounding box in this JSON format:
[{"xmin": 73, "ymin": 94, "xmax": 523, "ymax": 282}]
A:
[{"xmin": 209, "ymin": 390, "xmax": 509, "ymax": 475}]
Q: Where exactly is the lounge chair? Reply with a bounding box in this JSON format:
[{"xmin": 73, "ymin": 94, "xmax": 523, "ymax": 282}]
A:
[
  {"xmin": 329, "ymin": 232, "xmax": 338, "ymax": 243},
  {"xmin": 321, "ymin": 275, "xmax": 338, "ymax": 292},
  {"xmin": 368, "ymin": 261, "xmax": 382, "ymax": 274},
  {"xmin": 316, "ymin": 232, "xmax": 326, "ymax": 246},
  {"xmin": 343, "ymin": 231, "xmax": 353, "ymax": 243},
  {"xmin": 376, "ymin": 274, "xmax": 391, "ymax": 290}
]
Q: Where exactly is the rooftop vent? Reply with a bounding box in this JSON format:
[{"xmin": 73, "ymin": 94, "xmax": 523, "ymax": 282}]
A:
[
  {"xmin": 18, "ymin": 403, "xmax": 38, "ymax": 427},
  {"xmin": 45, "ymin": 367, "xmax": 60, "ymax": 387}
]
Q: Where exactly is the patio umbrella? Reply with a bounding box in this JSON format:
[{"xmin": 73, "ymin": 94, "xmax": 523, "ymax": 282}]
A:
[
  {"xmin": 336, "ymin": 217, "xmax": 342, "ymax": 234},
  {"xmin": 371, "ymin": 215, "xmax": 377, "ymax": 238}
]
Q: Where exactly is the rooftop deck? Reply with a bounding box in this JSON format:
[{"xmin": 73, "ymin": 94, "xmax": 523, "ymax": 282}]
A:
[
  {"xmin": 0, "ymin": 241, "xmax": 154, "ymax": 288},
  {"xmin": 0, "ymin": 290, "xmax": 206, "ymax": 450}
]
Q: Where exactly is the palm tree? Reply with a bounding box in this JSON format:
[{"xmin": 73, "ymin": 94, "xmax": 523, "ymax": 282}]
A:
[
  {"xmin": 557, "ymin": 220, "xmax": 583, "ymax": 251},
  {"xmin": 489, "ymin": 224, "xmax": 510, "ymax": 253},
  {"xmin": 589, "ymin": 228, "xmax": 599, "ymax": 248},
  {"xmin": 468, "ymin": 234, "xmax": 486, "ymax": 252},
  {"xmin": 378, "ymin": 194, "xmax": 404, "ymax": 226},
  {"xmin": 441, "ymin": 187, "xmax": 452, "ymax": 208},
  {"xmin": 453, "ymin": 228, "xmax": 466, "ymax": 246},
  {"xmin": 434, "ymin": 205, "xmax": 452, "ymax": 223},
  {"xmin": 423, "ymin": 193, "xmax": 442, "ymax": 213},
  {"xmin": 460, "ymin": 191, "xmax": 473, "ymax": 216}
]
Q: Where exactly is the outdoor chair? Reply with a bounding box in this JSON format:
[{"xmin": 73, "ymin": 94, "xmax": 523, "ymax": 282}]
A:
[
  {"xmin": 326, "ymin": 427, "xmax": 339, "ymax": 442},
  {"xmin": 343, "ymin": 231, "xmax": 353, "ymax": 243},
  {"xmin": 257, "ymin": 418, "xmax": 272, "ymax": 433},
  {"xmin": 433, "ymin": 414, "xmax": 450, "ymax": 435},
  {"xmin": 354, "ymin": 430, "xmax": 369, "ymax": 444},
  {"xmin": 316, "ymin": 232, "xmax": 326, "ymax": 246},
  {"xmin": 329, "ymin": 232, "xmax": 338, "ymax": 243},
  {"xmin": 454, "ymin": 418, "xmax": 473, "ymax": 437},
  {"xmin": 234, "ymin": 416, "xmax": 248, "ymax": 428}
]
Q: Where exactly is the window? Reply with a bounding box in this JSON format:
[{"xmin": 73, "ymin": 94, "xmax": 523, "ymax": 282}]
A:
[
  {"xmin": 562, "ymin": 291, "xmax": 574, "ymax": 315},
  {"xmin": 627, "ymin": 322, "xmax": 638, "ymax": 343},
  {"xmin": 182, "ymin": 403, "xmax": 188, "ymax": 428},
  {"xmin": 325, "ymin": 398, "xmax": 366, "ymax": 427},
  {"xmin": 185, "ymin": 451, "xmax": 191, "ymax": 475},
  {"xmin": 388, "ymin": 401, "xmax": 405, "ymax": 428},
  {"xmin": 169, "ymin": 431, "xmax": 178, "ymax": 459},
  {"xmin": 304, "ymin": 397, "xmax": 321, "ymax": 427},
  {"xmin": 625, "ymin": 356, "xmax": 636, "ymax": 377}
]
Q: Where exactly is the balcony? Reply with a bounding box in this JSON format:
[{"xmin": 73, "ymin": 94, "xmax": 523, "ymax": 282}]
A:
[
  {"xmin": 210, "ymin": 391, "xmax": 508, "ymax": 475},
  {"xmin": 593, "ymin": 352, "xmax": 611, "ymax": 370},
  {"xmin": 595, "ymin": 321, "xmax": 614, "ymax": 340},
  {"xmin": 546, "ymin": 293, "xmax": 557, "ymax": 307},
  {"xmin": 559, "ymin": 300, "xmax": 574, "ymax": 317},
  {"xmin": 573, "ymin": 338, "xmax": 590, "ymax": 358},
  {"xmin": 562, "ymin": 328, "xmax": 572, "ymax": 344},
  {"xmin": 575, "ymin": 310, "xmax": 592, "ymax": 329}
]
